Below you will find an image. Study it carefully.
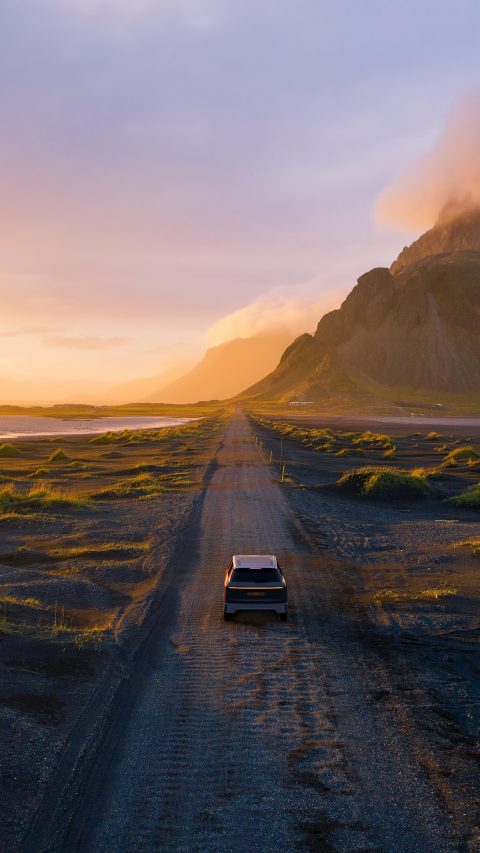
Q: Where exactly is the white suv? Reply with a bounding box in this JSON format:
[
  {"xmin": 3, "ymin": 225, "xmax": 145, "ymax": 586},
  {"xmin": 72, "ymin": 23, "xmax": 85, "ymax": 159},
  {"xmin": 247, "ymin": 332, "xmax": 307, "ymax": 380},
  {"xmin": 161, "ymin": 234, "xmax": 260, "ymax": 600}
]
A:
[{"xmin": 223, "ymin": 555, "xmax": 288, "ymax": 621}]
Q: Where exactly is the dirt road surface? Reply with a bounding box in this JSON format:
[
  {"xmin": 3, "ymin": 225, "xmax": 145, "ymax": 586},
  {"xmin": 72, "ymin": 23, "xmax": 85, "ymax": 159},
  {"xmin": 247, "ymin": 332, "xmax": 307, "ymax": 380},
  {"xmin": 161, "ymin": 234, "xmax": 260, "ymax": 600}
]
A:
[{"xmin": 27, "ymin": 413, "xmax": 462, "ymax": 852}]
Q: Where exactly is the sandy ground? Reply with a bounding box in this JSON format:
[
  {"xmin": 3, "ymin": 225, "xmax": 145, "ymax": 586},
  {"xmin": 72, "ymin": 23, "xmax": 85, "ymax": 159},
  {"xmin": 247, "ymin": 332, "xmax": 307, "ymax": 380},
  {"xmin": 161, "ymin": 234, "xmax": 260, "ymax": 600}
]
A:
[
  {"xmin": 17, "ymin": 412, "xmax": 480, "ymax": 853},
  {"xmin": 0, "ymin": 418, "xmax": 222, "ymax": 852}
]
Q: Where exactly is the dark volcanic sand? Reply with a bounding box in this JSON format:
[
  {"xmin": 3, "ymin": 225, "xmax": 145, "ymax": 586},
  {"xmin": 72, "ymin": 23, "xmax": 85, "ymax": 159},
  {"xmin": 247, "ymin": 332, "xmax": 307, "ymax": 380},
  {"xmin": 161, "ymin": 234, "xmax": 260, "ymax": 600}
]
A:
[{"xmin": 1, "ymin": 412, "xmax": 479, "ymax": 852}]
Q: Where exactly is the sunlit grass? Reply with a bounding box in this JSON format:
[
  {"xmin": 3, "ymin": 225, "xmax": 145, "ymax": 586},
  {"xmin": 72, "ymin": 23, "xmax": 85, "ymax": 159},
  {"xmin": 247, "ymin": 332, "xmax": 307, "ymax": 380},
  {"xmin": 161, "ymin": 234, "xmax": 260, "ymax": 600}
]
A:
[
  {"xmin": 48, "ymin": 448, "xmax": 70, "ymax": 462},
  {"xmin": 90, "ymin": 433, "xmax": 114, "ymax": 445},
  {"xmin": 374, "ymin": 587, "xmax": 457, "ymax": 604},
  {"xmin": 89, "ymin": 418, "xmax": 208, "ymax": 449},
  {"xmin": 28, "ymin": 467, "xmax": 52, "ymax": 478},
  {"xmin": 0, "ymin": 540, "xmax": 151, "ymax": 563},
  {"xmin": 93, "ymin": 471, "xmax": 193, "ymax": 500},
  {"xmin": 0, "ymin": 611, "xmax": 110, "ymax": 648},
  {"xmin": 253, "ymin": 417, "xmax": 396, "ymax": 455},
  {"xmin": 0, "ymin": 442, "xmax": 21, "ymax": 457},
  {"xmin": 455, "ymin": 537, "xmax": 480, "ymax": 556},
  {"xmin": 0, "ymin": 483, "xmax": 93, "ymax": 512},
  {"xmin": 335, "ymin": 447, "xmax": 366, "ymax": 457},
  {"xmin": 0, "ymin": 595, "xmax": 42, "ymax": 609},
  {"xmin": 450, "ymin": 484, "xmax": 480, "ymax": 510},
  {"xmin": 51, "ymin": 541, "xmax": 150, "ymax": 559},
  {"xmin": 383, "ymin": 446, "xmax": 397, "ymax": 458},
  {"xmin": 352, "ymin": 431, "xmax": 394, "ymax": 451},
  {"xmin": 442, "ymin": 445, "xmax": 480, "ymax": 466},
  {"xmin": 336, "ymin": 466, "xmax": 431, "ymax": 499}
]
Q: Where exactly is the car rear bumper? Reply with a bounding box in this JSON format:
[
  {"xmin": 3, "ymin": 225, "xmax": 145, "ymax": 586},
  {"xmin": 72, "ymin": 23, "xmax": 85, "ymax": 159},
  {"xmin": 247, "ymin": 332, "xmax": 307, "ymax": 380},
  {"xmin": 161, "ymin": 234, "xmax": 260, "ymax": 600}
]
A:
[{"xmin": 224, "ymin": 602, "xmax": 288, "ymax": 615}]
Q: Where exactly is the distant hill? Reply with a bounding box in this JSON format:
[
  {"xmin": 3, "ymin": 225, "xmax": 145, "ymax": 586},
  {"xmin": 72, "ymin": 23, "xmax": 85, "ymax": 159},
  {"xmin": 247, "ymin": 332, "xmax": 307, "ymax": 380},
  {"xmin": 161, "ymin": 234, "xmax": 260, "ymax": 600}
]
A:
[
  {"xmin": 147, "ymin": 334, "xmax": 293, "ymax": 403},
  {"xmin": 102, "ymin": 366, "xmax": 188, "ymax": 404},
  {"xmin": 244, "ymin": 210, "xmax": 480, "ymax": 404}
]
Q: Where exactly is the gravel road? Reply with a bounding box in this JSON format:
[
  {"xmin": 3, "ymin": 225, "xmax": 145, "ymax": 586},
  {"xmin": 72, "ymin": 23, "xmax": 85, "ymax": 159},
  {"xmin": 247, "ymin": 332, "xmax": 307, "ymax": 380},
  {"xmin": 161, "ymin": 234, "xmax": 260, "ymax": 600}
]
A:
[{"xmin": 40, "ymin": 413, "xmax": 459, "ymax": 852}]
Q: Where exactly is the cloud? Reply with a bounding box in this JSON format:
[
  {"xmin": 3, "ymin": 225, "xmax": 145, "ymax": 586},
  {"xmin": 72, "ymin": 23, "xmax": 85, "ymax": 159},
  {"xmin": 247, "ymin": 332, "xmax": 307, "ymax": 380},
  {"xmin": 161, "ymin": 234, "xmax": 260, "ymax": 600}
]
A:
[
  {"xmin": 0, "ymin": 325, "xmax": 62, "ymax": 337},
  {"xmin": 377, "ymin": 90, "xmax": 480, "ymax": 229},
  {"xmin": 43, "ymin": 335, "xmax": 129, "ymax": 350},
  {"xmin": 206, "ymin": 282, "xmax": 345, "ymax": 346}
]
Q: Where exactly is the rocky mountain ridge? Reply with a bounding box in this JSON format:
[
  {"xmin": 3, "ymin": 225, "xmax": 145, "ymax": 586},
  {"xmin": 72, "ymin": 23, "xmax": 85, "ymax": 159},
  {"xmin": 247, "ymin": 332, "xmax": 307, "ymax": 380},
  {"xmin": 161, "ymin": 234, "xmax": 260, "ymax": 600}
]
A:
[{"xmin": 244, "ymin": 209, "xmax": 480, "ymax": 402}]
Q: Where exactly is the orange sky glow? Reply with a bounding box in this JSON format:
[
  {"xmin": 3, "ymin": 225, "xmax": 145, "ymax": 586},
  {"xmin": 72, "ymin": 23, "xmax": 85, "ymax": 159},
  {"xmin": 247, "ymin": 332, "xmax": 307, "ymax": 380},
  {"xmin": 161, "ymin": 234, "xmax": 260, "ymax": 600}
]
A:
[{"xmin": 1, "ymin": 1, "xmax": 480, "ymax": 400}]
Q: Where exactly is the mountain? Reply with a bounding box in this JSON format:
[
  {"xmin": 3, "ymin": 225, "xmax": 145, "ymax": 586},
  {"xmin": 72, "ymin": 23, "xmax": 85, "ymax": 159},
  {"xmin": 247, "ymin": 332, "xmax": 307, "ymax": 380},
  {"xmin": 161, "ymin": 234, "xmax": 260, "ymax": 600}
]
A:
[
  {"xmin": 102, "ymin": 366, "xmax": 188, "ymax": 404},
  {"xmin": 244, "ymin": 210, "xmax": 480, "ymax": 403},
  {"xmin": 391, "ymin": 207, "xmax": 480, "ymax": 275},
  {"xmin": 147, "ymin": 334, "xmax": 293, "ymax": 403}
]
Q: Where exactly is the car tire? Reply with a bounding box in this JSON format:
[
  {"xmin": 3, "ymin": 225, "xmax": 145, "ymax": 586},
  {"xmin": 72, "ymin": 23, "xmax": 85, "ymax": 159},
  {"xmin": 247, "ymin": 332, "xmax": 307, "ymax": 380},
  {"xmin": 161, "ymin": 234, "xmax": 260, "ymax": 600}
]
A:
[
  {"xmin": 224, "ymin": 610, "xmax": 232, "ymax": 621},
  {"xmin": 279, "ymin": 612, "xmax": 288, "ymax": 622}
]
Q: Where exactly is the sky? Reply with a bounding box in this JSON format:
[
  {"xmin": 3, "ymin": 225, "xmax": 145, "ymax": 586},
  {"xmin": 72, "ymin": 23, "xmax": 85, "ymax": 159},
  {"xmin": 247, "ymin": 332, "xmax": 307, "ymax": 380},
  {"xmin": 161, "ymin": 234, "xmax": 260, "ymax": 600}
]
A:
[{"xmin": 1, "ymin": 0, "xmax": 480, "ymax": 398}]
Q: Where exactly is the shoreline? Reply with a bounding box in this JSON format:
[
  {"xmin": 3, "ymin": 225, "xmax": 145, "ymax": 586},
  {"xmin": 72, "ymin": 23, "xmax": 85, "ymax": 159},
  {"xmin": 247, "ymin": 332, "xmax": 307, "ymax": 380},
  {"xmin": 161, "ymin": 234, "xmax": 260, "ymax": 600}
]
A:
[{"xmin": 0, "ymin": 415, "xmax": 199, "ymax": 441}]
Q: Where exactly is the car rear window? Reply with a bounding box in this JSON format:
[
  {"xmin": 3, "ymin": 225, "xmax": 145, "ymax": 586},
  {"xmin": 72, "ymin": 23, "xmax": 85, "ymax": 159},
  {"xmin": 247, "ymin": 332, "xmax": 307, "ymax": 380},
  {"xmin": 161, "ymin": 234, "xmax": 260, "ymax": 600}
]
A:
[{"xmin": 231, "ymin": 569, "xmax": 281, "ymax": 583}]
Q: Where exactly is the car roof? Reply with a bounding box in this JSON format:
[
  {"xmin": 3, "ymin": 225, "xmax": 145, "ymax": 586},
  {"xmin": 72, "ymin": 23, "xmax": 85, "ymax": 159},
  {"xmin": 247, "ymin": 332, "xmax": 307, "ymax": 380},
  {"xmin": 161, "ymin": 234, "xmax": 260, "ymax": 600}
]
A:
[{"xmin": 232, "ymin": 554, "xmax": 277, "ymax": 569}]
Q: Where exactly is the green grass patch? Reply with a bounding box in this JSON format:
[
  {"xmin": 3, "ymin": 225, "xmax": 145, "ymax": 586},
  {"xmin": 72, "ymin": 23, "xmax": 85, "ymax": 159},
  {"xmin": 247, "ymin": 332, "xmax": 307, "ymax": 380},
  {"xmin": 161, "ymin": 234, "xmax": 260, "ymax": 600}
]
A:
[
  {"xmin": 52, "ymin": 541, "xmax": 150, "ymax": 560},
  {"xmin": 253, "ymin": 417, "xmax": 397, "ymax": 456},
  {"xmin": 335, "ymin": 466, "xmax": 431, "ymax": 500},
  {"xmin": 450, "ymin": 484, "xmax": 480, "ymax": 510},
  {"xmin": 93, "ymin": 471, "xmax": 192, "ymax": 500},
  {"xmin": 335, "ymin": 447, "xmax": 366, "ymax": 457},
  {"xmin": 0, "ymin": 595, "xmax": 42, "ymax": 609},
  {"xmin": 374, "ymin": 587, "xmax": 457, "ymax": 604},
  {"xmin": 0, "ymin": 540, "xmax": 151, "ymax": 564},
  {"xmin": 90, "ymin": 433, "xmax": 114, "ymax": 445},
  {"xmin": 28, "ymin": 467, "xmax": 52, "ymax": 479},
  {"xmin": 455, "ymin": 538, "xmax": 480, "ymax": 557},
  {"xmin": 48, "ymin": 448, "xmax": 69, "ymax": 463},
  {"xmin": 352, "ymin": 431, "xmax": 394, "ymax": 451},
  {"xmin": 0, "ymin": 612, "xmax": 110, "ymax": 648},
  {"xmin": 0, "ymin": 443, "xmax": 21, "ymax": 457},
  {"xmin": 0, "ymin": 483, "xmax": 92, "ymax": 513},
  {"xmin": 443, "ymin": 445, "xmax": 480, "ymax": 466}
]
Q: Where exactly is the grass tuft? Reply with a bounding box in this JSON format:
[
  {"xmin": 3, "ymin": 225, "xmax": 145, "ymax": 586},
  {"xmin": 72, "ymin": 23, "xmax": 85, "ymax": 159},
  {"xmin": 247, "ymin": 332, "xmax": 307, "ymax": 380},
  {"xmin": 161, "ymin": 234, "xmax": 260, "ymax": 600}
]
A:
[
  {"xmin": 335, "ymin": 447, "xmax": 366, "ymax": 457},
  {"xmin": 0, "ymin": 442, "xmax": 21, "ymax": 457},
  {"xmin": 0, "ymin": 595, "xmax": 42, "ymax": 609},
  {"xmin": 374, "ymin": 587, "xmax": 457, "ymax": 604},
  {"xmin": 455, "ymin": 538, "xmax": 480, "ymax": 556},
  {"xmin": 90, "ymin": 433, "xmax": 114, "ymax": 444},
  {"xmin": 52, "ymin": 541, "xmax": 150, "ymax": 560},
  {"xmin": 0, "ymin": 483, "xmax": 92, "ymax": 512},
  {"xmin": 383, "ymin": 446, "xmax": 397, "ymax": 459},
  {"xmin": 450, "ymin": 484, "xmax": 480, "ymax": 510},
  {"xmin": 336, "ymin": 466, "xmax": 431, "ymax": 500},
  {"xmin": 93, "ymin": 471, "xmax": 192, "ymax": 500},
  {"xmin": 48, "ymin": 448, "xmax": 70, "ymax": 463},
  {"xmin": 28, "ymin": 467, "xmax": 52, "ymax": 478},
  {"xmin": 443, "ymin": 445, "xmax": 480, "ymax": 466}
]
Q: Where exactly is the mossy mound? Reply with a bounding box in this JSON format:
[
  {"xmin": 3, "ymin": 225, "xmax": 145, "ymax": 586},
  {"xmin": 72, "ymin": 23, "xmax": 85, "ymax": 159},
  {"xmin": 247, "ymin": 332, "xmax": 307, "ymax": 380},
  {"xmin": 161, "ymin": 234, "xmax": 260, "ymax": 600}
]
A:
[
  {"xmin": 28, "ymin": 468, "xmax": 51, "ymax": 479},
  {"xmin": 335, "ymin": 466, "xmax": 431, "ymax": 500},
  {"xmin": 48, "ymin": 449, "xmax": 70, "ymax": 463},
  {"xmin": 450, "ymin": 484, "xmax": 480, "ymax": 510},
  {"xmin": 0, "ymin": 443, "xmax": 21, "ymax": 457},
  {"xmin": 90, "ymin": 433, "xmax": 113, "ymax": 445},
  {"xmin": 443, "ymin": 445, "xmax": 480, "ymax": 465}
]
